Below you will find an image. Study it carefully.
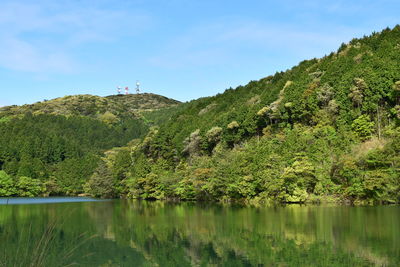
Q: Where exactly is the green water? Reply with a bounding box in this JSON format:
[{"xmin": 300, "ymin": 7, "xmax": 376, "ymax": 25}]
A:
[{"xmin": 0, "ymin": 200, "xmax": 399, "ymax": 267}]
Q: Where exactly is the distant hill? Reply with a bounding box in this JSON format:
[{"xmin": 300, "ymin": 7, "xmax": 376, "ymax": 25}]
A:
[
  {"xmin": 0, "ymin": 92, "xmax": 180, "ymax": 196},
  {"xmin": 0, "ymin": 93, "xmax": 180, "ymax": 120}
]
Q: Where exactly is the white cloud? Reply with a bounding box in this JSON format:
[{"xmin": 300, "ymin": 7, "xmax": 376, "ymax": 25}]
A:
[
  {"xmin": 148, "ymin": 19, "xmax": 362, "ymax": 70},
  {"xmin": 0, "ymin": 36, "xmax": 75, "ymax": 73},
  {"xmin": 216, "ymin": 22, "xmax": 359, "ymax": 51},
  {"xmin": 0, "ymin": 0, "xmax": 152, "ymax": 74}
]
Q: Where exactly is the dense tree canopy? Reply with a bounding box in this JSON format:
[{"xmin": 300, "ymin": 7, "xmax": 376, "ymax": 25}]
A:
[
  {"xmin": 0, "ymin": 93, "xmax": 177, "ymax": 196},
  {"xmin": 98, "ymin": 26, "xmax": 400, "ymax": 204}
]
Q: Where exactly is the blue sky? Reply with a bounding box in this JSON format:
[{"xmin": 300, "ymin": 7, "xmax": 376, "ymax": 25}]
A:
[{"xmin": 0, "ymin": 0, "xmax": 399, "ymax": 106}]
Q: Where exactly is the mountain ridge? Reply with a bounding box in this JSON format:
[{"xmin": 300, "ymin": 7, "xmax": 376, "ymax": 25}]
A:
[{"xmin": 0, "ymin": 93, "xmax": 181, "ymax": 120}]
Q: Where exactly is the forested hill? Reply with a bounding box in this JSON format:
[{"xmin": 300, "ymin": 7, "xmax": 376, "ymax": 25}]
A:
[
  {"xmin": 0, "ymin": 93, "xmax": 180, "ymax": 196},
  {"xmin": 1, "ymin": 26, "xmax": 400, "ymax": 203},
  {"xmin": 86, "ymin": 26, "xmax": 400, "ymax": 204},
  {"xmin": 0, "ymin": 93, "xmax": 180, "ymax": 120}
]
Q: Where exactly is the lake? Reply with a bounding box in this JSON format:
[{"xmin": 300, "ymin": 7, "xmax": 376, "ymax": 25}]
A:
[{"xmin": 0, "ymin": 199, "xmax": 398, "ymax": 266}]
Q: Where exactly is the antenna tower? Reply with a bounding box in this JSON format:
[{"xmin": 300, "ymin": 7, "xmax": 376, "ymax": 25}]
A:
[
  {"xmin": 136, "ymin": 81, "xmax": 140, "ymax": 94},
  {"xmin": 125, "ymin": 86, "xmax": 129, "ymax": 95},
  {"xmin": 117, "ymin": 86, "xmax": 122, "ymax": 95}
]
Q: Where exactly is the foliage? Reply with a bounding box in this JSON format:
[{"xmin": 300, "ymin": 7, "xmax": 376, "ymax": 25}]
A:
[
  {"xmin": 0, "ymin": 93, "xmax": 178, "ymax": 196},
  {"xmin": 352, "ymin": 115, "xmax": 375, "ymax": 141},
  {"xmin": 98, "ymin": 111, "xmax": 119, "ymax": 125},
  {"xmin": 3, "ymin": 26, "xmax": 400, "ymax": 203},
  {"xmin": 0, "ymin": 170, "xmax": 45, "ymax": 197},
  {"xmin": 110, "ymin": 26, "xmax": 400, "ymax": 204},
  {"xmin": 0, "ymin": 93, "xmax": 180, "ymax": 121},
  {"xmin": 0, "ymin": 171, "xmax": 15, "ymax": 197},
  {"xmin": 84, "ymin": 160, "xmax": 116, "ymax": 198},
  {"xmin": 348, "ymin": 78, "xmax": 367, "ymax": 107},
  {"xmin": 15, "ymin": 176, "xmax": 44, "ymax": 197},
  {"xmin": 182, "ymin": 129, "xmax": 202, "ymax": 158}
]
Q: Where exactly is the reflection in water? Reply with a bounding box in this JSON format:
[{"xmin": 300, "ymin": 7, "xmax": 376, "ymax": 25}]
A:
[
  {"xmin": 0, "ymin": 201, "xmax": 399, "ymax": 266},
  {"xmin": 0, "ymin": 197, "xmax": 105, "ymax": 205}
]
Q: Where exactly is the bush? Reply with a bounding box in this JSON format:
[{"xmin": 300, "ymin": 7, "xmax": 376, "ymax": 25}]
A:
[
  {"xmin": 15, "ymin": 176, "xmax": 44, "ymax": 197},
  {"xmin": 0, "ymin": 171, "xmax": 16, "ymax": 197}
]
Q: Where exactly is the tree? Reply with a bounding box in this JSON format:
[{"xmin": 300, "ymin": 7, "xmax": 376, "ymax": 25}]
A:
[
  {"xmin": 281, "ymin": 156, "xmax": 316, "ymax": 202},
  {"xmin": 393, "ymin": 82, "xmax": 400, "ymax": 108},
  {"xmin": 0, "ymin": 171, "xmax": 16, "ymax": 197},
  {"xmin": 15, "ymin": 176, "xmax": 44, "ymax": 197},
  {"xmin": 352, "ymin": 115, "xmax": 375, "ymax": 141},
  {"xmin": 98, "ymin": 111, "xmax": 119, "ymax": 125},
  {"xmin": 84, "ymin": 160, "xmax": 116, "ymax": 198},
  {"xmin": 394, "ymin": 81, "xmax": 400, "ymax": 92},
  {"xmin": 348, "ymin": 78, "xmax": 367, "ymax": 107},
  {"xmin": 394, "ymin": 105, "xmax": 400, "ymax": 119},
  {"xmin": 204, "ymin": 126, "xmax": 223, "ymax": 154},
  {"xmin": 182, "ymin": 129, "xmax": 202, "ymax": 159},
  {"xmin": 327, "ymin": 100, "xmax": 339, "ymax": 114},
  {"xmin": 316, "ymin": 83, "xmax": 334, "ymax": 106}
]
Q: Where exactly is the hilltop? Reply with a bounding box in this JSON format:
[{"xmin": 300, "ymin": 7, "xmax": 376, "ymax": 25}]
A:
[{"xmin": 0, "ymin": 93, "xmax": 180, "ymax": 120}]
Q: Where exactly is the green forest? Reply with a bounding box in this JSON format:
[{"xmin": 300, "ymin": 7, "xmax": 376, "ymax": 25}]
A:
[
  {"xmin": 0, "ymin": 94, "xmax": 179, "ymax": 196},
  {"xmin": 1, "ymin": 26, "xmax": 400, "ymax": 204}
]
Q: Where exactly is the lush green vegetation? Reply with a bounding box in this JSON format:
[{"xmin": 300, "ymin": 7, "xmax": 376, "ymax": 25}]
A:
[
  {"xmin": 0, "ymin": 93, "xmax": 180, "ymax": 120},
  {"xmin": 87, "ymin": 26, "xmax": 400, "ymax": 204},
  {"xmin": 0, "ymin": 94, "xmax": 179, "ymax": 196},
  {"xmin": 1, "ymin": 201, "xmax": 399, "ymax": 266},
  {"xmin": 1, "ymin": 26, "xmax": 400, "ymax": 204}
]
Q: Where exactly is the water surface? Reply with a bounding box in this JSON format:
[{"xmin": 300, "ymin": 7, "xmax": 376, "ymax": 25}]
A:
[
  {"xmin": 0, "ymin": 197, "xmax": 104, "ymax": 205},
  {"xmin": 0, "ymin": 200, "xmax": 398, "ymax": 266}
]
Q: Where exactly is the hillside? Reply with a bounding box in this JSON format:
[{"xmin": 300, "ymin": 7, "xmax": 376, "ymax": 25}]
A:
[
  {"xmin": 0, "ymin": 93, "xmax": 180, "ymax": 120},
  {"xmin": 85, "ymin": 26, "xmax": 400, "ymax": 204},
  {"xmin": 0, "ymin": 93, "xmax": 180, "ymax": 196}
]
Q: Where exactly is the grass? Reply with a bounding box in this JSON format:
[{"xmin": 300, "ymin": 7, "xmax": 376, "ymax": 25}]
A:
[{"xmin": 0, "ymin": 213, "xmax": 96, "ymax": 267}]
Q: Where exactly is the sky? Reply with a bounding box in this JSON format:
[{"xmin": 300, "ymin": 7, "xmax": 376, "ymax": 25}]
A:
[{"xmin": 0, "ymin": 0, "xmax": 399, "ymax": 106}]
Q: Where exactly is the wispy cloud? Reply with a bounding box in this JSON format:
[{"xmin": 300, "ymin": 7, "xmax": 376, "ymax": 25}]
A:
[
  {"xmin": 0, "ymin": 0, "xmax": 152, "ymax": 74},
  {"xmin": 0, "ymin": 36, "xmax": 75, "ymax": 73},
  {"xmin": 147, "ymin": 0, "xmax": 400, "ymax": 70},
  {"xmin": 148, "ymin": 19, "xmax": 362, "ymax": 70}
]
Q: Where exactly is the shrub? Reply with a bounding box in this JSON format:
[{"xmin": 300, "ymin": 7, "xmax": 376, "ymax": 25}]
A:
[
  {"xmin": 16, "ymin": 176, "xmax": 44, "ymax": 197},
  {"xmin": 0, "ymin": 171, "xmax": 16, "ymax": 197}
]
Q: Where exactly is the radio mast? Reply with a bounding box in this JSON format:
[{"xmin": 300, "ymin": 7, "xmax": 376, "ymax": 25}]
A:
[
  {"xmin": 117, "ymin": 86, "xmax": 122, "ymax": 95},
  {"xmin": 136, "ymin": 81, "xmax": 140, "ymax": 94},
  {"xmin": 125, "ymin": 86, "xmax": 129, "ymax": 95}
]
